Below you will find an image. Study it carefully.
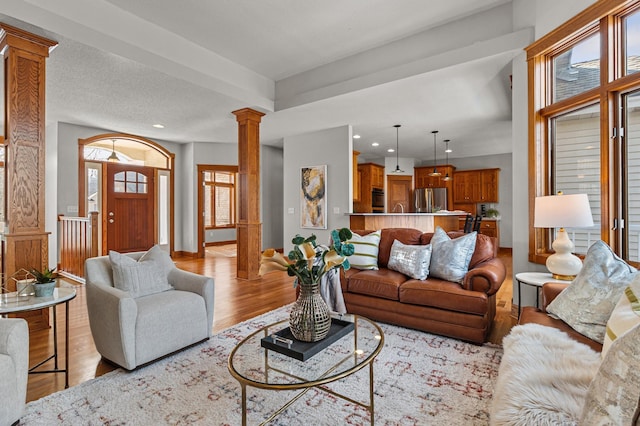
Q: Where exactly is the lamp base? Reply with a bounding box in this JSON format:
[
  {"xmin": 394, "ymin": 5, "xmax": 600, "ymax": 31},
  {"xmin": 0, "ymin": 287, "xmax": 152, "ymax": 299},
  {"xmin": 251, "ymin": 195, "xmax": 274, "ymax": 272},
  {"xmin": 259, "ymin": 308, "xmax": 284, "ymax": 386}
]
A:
[{"xmin": 551, "ymin": 272, "xmax": 576, "ymax": 281}]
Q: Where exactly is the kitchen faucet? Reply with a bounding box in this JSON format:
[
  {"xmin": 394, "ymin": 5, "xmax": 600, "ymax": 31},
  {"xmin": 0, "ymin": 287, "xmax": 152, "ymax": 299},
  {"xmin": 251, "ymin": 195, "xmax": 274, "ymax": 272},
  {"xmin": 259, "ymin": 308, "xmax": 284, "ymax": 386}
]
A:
[{"xmin": 393, "ymin": 203, "xmax": 404, "ymax": 213}]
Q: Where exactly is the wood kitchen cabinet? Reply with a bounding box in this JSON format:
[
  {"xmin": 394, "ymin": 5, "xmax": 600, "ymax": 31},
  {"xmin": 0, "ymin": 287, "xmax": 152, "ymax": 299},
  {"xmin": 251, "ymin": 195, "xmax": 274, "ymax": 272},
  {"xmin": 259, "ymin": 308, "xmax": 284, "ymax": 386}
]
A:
[
  {"xmin": 452, "ymin": 168, "xmax": 499, "ymax": 204},
  {"xmin": 414, "ymin": 165, "xmax": 455, "ymax": 209},
  {"xmin": 354, "ymin": 162, "xmax": 385, "ymax": 213},
  {"xmin": 353, "ymin": 151, "xmax": 360, "ymax": 202}
]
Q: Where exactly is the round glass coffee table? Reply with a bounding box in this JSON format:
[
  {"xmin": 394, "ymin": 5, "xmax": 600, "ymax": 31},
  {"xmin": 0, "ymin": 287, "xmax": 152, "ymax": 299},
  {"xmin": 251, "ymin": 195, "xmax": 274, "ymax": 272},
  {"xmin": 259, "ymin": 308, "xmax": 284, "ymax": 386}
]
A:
[{"xmin": 228, "ymin": 314, "xmax": 384, "ymax": 425}]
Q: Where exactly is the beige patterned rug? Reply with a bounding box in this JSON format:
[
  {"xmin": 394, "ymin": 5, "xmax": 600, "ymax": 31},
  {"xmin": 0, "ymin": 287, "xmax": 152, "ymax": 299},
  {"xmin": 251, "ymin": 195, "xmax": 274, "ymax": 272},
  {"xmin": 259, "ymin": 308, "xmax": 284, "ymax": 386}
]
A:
[{"xmin": 23, "ymin": 306, "xmax": 502, "ymax": 425}]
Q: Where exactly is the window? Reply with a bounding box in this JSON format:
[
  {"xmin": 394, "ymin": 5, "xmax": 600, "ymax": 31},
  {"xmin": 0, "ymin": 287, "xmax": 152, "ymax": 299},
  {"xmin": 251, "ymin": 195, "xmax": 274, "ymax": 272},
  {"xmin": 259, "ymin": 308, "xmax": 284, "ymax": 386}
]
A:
[
  {"xmin": 527, "ymin": 0, "xmax": 640, "ymax": 266},
  {"xmin": 113, "ymin": 171, "xmax": 148, "ymax": 194},
  {"xmin": 204, "ymin": 170, "xmax": 236, "ymax": 229}
]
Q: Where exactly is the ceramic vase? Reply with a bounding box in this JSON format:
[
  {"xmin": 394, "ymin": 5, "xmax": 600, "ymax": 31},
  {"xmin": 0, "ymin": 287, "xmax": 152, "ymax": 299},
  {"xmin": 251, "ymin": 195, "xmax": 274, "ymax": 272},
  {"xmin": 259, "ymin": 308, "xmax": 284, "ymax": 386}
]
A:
[{"xmin": 289, "ymin": 281, "xmax": 331, "ymax": 342}]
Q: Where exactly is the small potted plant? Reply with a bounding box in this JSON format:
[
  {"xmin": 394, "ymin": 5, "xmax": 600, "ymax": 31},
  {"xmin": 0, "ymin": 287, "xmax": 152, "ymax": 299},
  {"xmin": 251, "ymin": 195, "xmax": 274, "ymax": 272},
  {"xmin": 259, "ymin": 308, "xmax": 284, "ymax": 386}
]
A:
[
  {"xmin": 485, "ymin": 208, "xmax": 500, "ymax": 219},
  {"xmin": 30, "ymin": 267, "xmax": 57, "ymax": 297}
]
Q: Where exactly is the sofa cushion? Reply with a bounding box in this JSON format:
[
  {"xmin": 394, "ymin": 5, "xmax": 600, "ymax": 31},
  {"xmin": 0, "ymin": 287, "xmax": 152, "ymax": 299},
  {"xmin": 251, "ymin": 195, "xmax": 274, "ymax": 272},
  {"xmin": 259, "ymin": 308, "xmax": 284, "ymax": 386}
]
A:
[
  {"xmin": 547, "ymin": 240, "xmax": 637, "ymax": 344},
  {"xmin": 602, "ymin": 274, "xmax": 640, "ymax": 358},
  {"xmin": 428, "ymin": 227, "xmax": 477, "ymax": 283},
  {"xmin": 347, "ymin": 231, "xmax": 381, "ymax": 270},
  {"xmin": 388, "ymin": 240, "xmax": 432, "ymax": 280},
  {"xmin": 518, "ymin": 306, "xmax": 603, "ymax": 352},
  {"xmin": 377, "ymin": 228, "xmax": 424, "ymax": 269},
  {"xmin": 399, "ymin": 279, "xmax": 488, "ymax": 315},
  {"xmin": 579, "ymin": 323, "xmax": 640, "ymax": 425},
  {"xmin": 109, "ymin": 249, "xmax": 173, "ymax": 298},
  {"xmin": 347, "ymin": 269, "xmax": 408, "ymax": 301}
]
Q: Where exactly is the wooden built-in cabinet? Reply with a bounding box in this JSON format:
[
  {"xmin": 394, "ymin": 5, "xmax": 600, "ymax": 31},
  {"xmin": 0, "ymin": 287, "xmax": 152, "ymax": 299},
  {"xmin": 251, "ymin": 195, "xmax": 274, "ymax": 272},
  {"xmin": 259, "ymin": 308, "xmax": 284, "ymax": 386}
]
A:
[
  {"xmin": 457, "ymin": 217, "xmax": 500, "ymax": 245},
  {"xmin": 353, "ymin": 151, "xmax": 360, "ymax": 202},
  {"xmin": 354, "ymin": 163, "xmax": 385, "ymax": 213},
  {"xmin": 414, "ymin": 165, "xmax": 455, "ymax": 210},
  {"xmin": 452, "ymin": 168, "xmax": 500, "ymax": 205}
]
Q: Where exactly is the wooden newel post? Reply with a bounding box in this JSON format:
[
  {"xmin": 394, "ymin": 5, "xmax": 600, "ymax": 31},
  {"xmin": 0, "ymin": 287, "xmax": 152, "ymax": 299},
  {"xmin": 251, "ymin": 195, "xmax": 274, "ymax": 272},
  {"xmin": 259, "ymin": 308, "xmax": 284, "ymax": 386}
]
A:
[{"xmin": 232, "ymin": 108, "xmax": 265, "ymax": 280}]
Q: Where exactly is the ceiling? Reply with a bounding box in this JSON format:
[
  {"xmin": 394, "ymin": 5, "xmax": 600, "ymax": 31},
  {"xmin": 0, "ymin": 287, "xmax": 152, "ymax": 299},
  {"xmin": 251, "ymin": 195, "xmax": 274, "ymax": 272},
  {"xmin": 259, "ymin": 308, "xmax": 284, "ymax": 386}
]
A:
[{"xmin": 0, "ymin": 0, "xmax": 522, "ymax": 164}]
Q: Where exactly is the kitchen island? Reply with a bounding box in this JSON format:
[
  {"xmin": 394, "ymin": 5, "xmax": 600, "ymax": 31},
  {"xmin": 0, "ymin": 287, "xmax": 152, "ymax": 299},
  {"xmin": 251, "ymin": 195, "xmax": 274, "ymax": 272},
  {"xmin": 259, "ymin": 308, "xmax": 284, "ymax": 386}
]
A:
[{"xmin": 348, "ymin": 212, "xmax": 461, "ymax": 233}]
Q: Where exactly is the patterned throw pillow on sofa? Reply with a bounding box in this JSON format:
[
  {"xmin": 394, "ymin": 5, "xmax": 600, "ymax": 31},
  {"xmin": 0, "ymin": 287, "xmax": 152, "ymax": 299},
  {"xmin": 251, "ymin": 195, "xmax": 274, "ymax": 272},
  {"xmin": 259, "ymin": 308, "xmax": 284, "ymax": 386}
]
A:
[
  {"xmin": 429, "ymin": 226, "xmax": 477, "ymax": 283},
  {"xmin": 601, "ymin": 273, "xmax": 640, "ymax": 358},
  {"xmin": 388, "ymin": 239, "xmax": 432, "ymax": 280},
  {"xmin": 546, "ymin": 240, "xmax": 637, "ymax": 344},
  {"xmin": 347, "ymin": 231, "xmax": 381, "ymax": 270}
]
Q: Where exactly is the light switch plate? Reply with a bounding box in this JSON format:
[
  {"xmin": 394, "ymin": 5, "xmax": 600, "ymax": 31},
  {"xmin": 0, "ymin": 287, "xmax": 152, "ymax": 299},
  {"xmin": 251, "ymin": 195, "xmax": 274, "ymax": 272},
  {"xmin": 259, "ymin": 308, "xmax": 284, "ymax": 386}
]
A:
[{"xmin": 288, "ymin": 207, "xmax": 295, "ymax": 214}]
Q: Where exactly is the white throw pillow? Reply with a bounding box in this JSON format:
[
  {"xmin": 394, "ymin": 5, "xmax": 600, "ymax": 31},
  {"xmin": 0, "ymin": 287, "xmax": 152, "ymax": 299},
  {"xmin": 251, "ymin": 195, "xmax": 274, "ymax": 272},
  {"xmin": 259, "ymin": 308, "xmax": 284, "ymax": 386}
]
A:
[
  {"xmin": 546, "ymin": 240, "xmax": 637, "ymax": 344},
  {"xmin": 387, "ymin": 239, "xmax": 432, "ymax": 280},
  {"xmin": 428, "ymin": 227, "xmax": 476, "ymax": 283},
  {"xmin": 601, "ymin": 274, "xmax": 640, "ymax": 358},
  {"xmin": 109, "ymin": 248, "xmax": 173, "ymax": 298},
  {"xmin": 347, "ymin": 231, "xmax": 381, "ymax": 270}
]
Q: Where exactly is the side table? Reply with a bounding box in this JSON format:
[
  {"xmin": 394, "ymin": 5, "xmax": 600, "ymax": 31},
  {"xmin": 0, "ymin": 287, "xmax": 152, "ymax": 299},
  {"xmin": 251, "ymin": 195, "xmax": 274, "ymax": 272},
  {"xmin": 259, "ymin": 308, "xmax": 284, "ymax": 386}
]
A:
[
  {"xmin": 0, "ymin": 282, "xmax": 77, "ymax": 388},
  {"xmin": 515, "ymin": 272, "xmax": 569, "ymax": 320}
]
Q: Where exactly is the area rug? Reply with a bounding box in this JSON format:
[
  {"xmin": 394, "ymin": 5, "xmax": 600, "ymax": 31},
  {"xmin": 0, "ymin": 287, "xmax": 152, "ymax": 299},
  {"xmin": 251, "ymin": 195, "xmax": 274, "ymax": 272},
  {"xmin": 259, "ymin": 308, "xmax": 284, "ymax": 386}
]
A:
[
  {"xmin": 22, "ymin": 306, "xmax": 502, "ymax": 425},
  {"xmin": 205, "ymin": 244, "xmax": 237, "ymax": 258}
]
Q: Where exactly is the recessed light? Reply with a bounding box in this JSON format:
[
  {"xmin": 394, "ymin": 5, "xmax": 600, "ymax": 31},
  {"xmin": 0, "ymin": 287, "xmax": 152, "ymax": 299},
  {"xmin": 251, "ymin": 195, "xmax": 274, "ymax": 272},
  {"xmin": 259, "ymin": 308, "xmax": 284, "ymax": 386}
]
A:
[
  {"xmin": 353, "ymin": 134, "xmax": 361, "ymax": 139},
  {"xmin": 372, "ymin": 142, "xmax": 379, "ymax": 147},
  {"xmin": 387, "ymin": 148, "xmax": 395, "ymax": 153},
  {"xmin": 153, "ymin": 124, "xmax": 165, "ymax": 129}
]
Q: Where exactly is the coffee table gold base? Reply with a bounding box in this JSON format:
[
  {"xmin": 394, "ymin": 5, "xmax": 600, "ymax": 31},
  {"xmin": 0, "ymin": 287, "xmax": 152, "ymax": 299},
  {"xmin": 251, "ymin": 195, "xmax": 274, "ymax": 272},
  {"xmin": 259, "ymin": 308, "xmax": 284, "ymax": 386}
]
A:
[{"xmin": 228, "ymin": 315, "xmax": 383, "ymax": 425}]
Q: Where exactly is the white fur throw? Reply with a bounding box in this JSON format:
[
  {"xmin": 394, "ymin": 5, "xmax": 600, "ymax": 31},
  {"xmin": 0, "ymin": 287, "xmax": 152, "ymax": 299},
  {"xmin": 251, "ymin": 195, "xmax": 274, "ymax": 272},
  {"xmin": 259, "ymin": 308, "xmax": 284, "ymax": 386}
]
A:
[{"xmin": 490, "ymin": 324, "xmax": 602, "ymax": 426}]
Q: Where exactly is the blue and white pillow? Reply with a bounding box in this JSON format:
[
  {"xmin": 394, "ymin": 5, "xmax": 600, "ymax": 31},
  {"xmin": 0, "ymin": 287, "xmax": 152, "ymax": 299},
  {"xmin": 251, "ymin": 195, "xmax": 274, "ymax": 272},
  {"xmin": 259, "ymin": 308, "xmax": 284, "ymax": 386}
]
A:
[
  {"xmin": 348, "ymin": 231, "xmax": 381, "ymax": 270},
  {"xmin": 429, "ymin": 226, "xmax": 476, "ymax": 283},
  {"xmin": 388, "ymin": 239, "xmax": 432, "ymax": 280}
]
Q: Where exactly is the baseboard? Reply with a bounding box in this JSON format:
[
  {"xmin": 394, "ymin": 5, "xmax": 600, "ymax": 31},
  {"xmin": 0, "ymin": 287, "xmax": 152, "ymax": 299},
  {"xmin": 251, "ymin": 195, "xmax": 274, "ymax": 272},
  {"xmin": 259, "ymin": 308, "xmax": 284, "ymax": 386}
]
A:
[
  {"xmin": 205, "ymin": 240, "xmax": 236, "ymax": 247},
  {"xmin": 173, "ymin": 250, "xmax": 198, "ymax": 258}
]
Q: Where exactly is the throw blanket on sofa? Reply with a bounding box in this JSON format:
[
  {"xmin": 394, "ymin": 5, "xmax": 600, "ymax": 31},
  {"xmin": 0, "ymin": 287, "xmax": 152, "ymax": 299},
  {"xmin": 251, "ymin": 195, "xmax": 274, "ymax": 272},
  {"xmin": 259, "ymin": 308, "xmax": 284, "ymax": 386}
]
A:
[{"xmin": 319, "ymin": 268, "xmax": 347, "ymax": 314}]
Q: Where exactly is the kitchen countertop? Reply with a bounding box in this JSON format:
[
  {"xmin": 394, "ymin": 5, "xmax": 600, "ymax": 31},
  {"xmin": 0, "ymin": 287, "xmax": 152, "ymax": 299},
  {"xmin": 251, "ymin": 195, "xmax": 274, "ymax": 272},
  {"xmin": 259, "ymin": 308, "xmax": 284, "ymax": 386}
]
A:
[{"xmin": 348, "ymin": 211, "xmax": 463, "ymax": 216}]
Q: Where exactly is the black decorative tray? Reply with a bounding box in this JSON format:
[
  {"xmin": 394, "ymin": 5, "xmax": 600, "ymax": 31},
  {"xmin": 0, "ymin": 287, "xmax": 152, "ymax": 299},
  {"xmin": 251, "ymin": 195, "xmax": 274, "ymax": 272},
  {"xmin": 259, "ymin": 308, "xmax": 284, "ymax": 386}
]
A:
[{"xmin": 260, "ymin": 318, "xmax": 355, "ymax": 361}]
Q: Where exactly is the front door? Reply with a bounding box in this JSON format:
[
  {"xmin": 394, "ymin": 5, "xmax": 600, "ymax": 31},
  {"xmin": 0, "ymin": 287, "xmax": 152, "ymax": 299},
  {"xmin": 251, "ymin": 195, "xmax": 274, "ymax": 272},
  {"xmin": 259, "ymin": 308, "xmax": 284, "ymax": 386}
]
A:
[{"xmin": 105, "ymin": 163, "xmax": 155, "ymax": 253}]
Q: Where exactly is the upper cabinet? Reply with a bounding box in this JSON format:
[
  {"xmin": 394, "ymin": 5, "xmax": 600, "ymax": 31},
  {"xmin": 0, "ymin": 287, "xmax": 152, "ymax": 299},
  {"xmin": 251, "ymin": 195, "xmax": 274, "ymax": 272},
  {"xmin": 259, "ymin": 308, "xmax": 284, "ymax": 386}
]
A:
[
  {"xmin": 414, "ymin": 165, "xmax": 455, "ymax": 209},
  {"xmin": 353, "ymin": 151, "xmax": 360, "ymax": 202},
  {"xmin": 353, "ymin": 162, "xmax": 385, "ymax": 213},
  {"xmin": 453, "ymin": 168, "xmax": 500, "ymax": 204}
]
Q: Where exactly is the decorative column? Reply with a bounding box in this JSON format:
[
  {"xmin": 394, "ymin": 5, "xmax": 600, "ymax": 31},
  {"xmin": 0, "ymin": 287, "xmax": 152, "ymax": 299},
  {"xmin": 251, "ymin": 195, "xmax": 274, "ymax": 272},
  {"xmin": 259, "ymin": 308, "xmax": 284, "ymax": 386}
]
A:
[
  {"xmin": 1, "ymin": 24, "xmax": 57, "ymax": 330},
  {"xmin": 232, "ymin": 108, "xmax": 265, "ymax": 280}
]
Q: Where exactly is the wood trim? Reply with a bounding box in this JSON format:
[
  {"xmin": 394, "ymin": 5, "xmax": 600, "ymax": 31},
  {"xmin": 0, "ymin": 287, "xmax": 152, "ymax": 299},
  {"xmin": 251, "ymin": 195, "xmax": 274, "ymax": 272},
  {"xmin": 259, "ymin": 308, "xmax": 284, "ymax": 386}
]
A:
[
  {"xmin": 197, "ymin": 164, "xmax": 239, "ymax": 258},
  {"xmin": 525, "ymin": 0, "xmax": 628, "ymax": 59},
  {"xmin": 206, "ymin": 240, "xmax": 236, "ymax": 247}
]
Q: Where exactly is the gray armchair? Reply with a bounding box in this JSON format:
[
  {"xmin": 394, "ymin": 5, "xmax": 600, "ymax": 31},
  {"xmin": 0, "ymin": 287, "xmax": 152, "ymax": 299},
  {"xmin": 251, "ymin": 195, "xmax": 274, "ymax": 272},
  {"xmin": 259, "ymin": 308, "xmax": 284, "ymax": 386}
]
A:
[
  {"xmin": 0, "ymin": 318, "xmax": 28, "ymax": 426},
  {"xmin": 85, "ymin": 251, "xmax": 214, "ymax": 370}
]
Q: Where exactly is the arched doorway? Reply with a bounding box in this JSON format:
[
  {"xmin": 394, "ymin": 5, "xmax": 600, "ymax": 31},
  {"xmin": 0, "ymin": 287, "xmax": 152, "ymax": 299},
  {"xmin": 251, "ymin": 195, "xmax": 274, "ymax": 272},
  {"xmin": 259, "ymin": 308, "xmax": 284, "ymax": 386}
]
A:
[{"xmin": 78, "ymin": 133, "xmax": 175, "ymax": 255}]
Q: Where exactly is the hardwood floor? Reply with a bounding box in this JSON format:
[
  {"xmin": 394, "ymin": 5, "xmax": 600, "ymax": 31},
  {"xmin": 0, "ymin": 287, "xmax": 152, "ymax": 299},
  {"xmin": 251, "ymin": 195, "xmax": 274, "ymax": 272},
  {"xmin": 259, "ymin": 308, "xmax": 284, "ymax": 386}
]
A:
[{"xmin": 24, "ymin": 248, "xmax": 515, "ymax": 403}]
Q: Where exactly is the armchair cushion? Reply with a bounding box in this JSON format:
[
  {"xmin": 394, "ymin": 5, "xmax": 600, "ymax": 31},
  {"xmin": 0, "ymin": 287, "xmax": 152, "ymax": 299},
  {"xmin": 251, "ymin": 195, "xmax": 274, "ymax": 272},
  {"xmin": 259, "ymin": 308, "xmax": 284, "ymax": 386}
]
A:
[
  {"xmin": 0, "ymin": 318, "xmax": 28, "ymax": 426},
  {"xmin": 109, "ymin": 248, "xmax": 173, "ymax": 298}
]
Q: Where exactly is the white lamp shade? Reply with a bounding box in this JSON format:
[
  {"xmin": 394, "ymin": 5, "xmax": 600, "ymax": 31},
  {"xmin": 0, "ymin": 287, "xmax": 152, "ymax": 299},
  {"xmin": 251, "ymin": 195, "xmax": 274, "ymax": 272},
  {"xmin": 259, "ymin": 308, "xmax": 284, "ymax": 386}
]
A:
[{"xmin": 534, "ymin": 193, "xmax": 594, "ymax": 228}]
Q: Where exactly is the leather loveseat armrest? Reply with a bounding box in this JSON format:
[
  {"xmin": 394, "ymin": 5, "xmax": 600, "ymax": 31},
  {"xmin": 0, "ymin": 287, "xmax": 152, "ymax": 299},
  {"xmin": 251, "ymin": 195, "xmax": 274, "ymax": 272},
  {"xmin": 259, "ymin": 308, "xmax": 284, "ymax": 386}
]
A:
[
  {"xmin": 462, "ymin": 257, "xmax": 506, "ymax": 296},
  {"xmin": 541, "ymin": 282, "xmax": 569, "ymax": 311}
]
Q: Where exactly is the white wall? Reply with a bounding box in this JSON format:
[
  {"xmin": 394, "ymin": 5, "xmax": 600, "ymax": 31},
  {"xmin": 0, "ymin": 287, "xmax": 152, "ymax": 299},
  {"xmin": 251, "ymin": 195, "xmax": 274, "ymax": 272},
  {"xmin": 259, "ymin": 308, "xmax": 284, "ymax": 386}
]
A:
[
  {"xmin": 261, "ymin": 145, "xmax": 284, "ymax": 250},
  {"xmin": 510, "ymin": 0, "xmax": 598, "ymax": 307},
  {"xmin": 45, "ymin": 122, "xmax": 59, "ymax": 270},
  {"xmin": 283, "ymin": 125, "xmax": 352, "ymax": 253},
  {"xmin": 449, "ymin": 153, "xmax": 513, "ymax": 248}
]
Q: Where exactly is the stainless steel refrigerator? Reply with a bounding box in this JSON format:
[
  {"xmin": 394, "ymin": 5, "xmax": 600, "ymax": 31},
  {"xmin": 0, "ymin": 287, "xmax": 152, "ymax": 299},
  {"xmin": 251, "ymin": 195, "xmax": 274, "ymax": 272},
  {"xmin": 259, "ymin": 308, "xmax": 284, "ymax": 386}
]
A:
[{"xmin": 414, "ymin": 188, "xmax": 447, "ymax": 213}]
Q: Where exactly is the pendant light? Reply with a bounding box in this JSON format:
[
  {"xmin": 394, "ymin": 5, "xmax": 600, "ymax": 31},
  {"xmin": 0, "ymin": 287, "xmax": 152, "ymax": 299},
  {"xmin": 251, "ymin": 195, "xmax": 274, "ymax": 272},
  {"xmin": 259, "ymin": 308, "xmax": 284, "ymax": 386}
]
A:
[
  {"xmin": 442, "ymin": 139, "xmax": 452, "ymax": 181},
  {"xmin": 428, "ymin": 130, "xmax": 441, "ymax": 176},
  {"xmin": 107, "ymin": 139, "xmax": 119, "ymax": 162},
  {"xmin": 392, "ymin": 124, "xmax": 404, "ymax": 173}
]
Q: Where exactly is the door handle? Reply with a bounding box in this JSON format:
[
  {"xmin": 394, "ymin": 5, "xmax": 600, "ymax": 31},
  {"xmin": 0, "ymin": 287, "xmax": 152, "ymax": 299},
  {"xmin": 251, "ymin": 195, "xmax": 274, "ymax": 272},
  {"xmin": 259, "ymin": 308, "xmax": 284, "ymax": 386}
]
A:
[
  {"xmin": 109, "ymin": 212, "xmax": 115, "ymax": 216},
  {"xmin": 109, "ymin": 219, "xmax": 114, "ymax": 223}
]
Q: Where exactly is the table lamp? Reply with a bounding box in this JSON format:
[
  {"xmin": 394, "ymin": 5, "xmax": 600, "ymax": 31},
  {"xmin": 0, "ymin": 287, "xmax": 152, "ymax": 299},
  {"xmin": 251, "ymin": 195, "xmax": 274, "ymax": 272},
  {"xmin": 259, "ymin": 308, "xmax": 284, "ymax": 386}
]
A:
[{"xmin": 534, "ymin": 193, "xmax": 594, "ymax": 280}]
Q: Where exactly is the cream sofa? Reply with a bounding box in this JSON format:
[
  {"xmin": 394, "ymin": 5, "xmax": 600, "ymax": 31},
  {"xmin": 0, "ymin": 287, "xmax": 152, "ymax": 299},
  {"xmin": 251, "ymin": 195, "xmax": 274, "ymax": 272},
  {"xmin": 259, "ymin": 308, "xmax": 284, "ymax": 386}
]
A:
[{"xmin": 0, "ymin": 318, "xmax": 28, "ymax": 426}]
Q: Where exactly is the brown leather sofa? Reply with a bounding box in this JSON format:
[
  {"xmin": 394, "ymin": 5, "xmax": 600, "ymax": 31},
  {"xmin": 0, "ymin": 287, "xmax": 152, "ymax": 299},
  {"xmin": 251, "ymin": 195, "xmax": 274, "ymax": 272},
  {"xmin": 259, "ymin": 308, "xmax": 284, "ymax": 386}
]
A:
[
  {"xmin": 341, "ymin": 228, "xmax": 506, "ymax": 344},
  {"xmin": 519, "ymin": 282, "xmax": 602, "ymax": 352}
]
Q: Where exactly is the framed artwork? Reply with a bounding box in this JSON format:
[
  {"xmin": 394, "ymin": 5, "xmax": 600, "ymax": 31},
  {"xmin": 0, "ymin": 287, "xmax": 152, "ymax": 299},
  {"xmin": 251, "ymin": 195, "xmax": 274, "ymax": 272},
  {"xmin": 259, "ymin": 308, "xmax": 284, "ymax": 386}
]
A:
[{"xmin": 300, "ymin": 165, "xmax": 327, "ymax": 229}]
